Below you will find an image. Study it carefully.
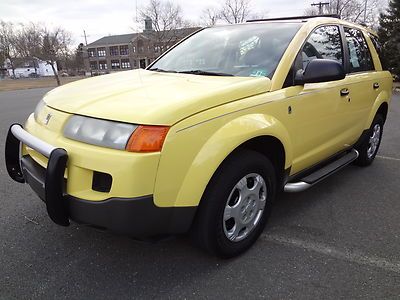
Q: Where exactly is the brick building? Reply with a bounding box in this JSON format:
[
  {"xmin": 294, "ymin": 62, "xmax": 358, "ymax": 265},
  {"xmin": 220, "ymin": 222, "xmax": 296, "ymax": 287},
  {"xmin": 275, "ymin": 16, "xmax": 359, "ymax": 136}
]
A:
[{"xmin": 83, "ymin": 18, "xmax": 200, "ymax": 74}]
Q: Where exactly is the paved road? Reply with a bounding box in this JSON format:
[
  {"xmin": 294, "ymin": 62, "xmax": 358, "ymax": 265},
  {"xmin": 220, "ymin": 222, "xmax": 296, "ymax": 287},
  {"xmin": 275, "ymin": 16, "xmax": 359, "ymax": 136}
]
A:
[{"xmin": 0, "ymin": 88, "xmax": 399, "ymax": 299}]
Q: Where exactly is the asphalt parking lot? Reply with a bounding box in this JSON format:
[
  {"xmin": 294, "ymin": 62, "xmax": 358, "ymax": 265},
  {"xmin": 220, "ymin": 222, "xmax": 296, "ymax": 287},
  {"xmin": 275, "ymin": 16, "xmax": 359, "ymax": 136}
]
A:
[{"xmin": 0, "ymin": 87, "xmax": 399, "ymax": 299}]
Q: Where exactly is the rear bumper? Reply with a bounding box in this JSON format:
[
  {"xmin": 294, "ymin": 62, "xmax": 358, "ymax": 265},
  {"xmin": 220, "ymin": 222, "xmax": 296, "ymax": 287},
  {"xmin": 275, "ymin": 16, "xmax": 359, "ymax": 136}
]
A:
[{"xmin": 5, "ymin": 124, "xmax": 196, "ymax": 237}]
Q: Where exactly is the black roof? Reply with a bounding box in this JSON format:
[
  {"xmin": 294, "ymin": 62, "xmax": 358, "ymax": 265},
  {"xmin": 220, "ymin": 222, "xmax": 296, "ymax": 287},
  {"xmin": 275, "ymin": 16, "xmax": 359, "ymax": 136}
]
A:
[{"xmin": 86, "ymin": 33, "xmax": 137, "ymax": 47}]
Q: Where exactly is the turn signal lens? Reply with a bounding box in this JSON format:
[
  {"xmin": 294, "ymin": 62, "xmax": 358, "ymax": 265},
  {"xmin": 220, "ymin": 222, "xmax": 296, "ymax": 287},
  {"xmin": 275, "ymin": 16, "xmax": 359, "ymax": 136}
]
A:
[{"xmin": 126, "ymin": 125, "xmax": 170, "ymax": 152}]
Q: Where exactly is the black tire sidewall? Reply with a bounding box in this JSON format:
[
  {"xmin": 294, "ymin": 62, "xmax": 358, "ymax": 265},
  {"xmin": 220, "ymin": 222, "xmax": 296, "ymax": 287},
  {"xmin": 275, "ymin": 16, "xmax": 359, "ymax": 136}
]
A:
[
  {"xmin": 195, "ymin": 150, "xmax": 277, "ymax": 258},
  {"xmin": 355, "ymin": 114, "xmax": 384, "ymax": 166}
]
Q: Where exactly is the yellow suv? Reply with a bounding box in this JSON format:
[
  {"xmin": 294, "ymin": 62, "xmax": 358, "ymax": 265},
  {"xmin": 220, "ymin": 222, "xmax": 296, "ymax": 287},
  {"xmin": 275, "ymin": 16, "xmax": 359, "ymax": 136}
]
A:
[{"xmin": 5, "ymin": 16, "xmax": 392, "ymax": 257}]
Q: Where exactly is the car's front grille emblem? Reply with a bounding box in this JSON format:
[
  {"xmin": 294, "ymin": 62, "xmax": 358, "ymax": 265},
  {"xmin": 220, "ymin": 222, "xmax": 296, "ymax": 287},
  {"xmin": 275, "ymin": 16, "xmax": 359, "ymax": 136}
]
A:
[{"xmin": 44, "ymin": 113, "xmax": 52, "ymax": 125}]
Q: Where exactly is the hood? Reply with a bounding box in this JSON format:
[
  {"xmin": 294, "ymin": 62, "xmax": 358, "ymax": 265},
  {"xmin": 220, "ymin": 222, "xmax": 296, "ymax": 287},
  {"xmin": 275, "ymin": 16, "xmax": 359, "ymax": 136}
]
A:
[{"xmin": 44, "ymin": 69, "xmax": 271, "ymax": 125}]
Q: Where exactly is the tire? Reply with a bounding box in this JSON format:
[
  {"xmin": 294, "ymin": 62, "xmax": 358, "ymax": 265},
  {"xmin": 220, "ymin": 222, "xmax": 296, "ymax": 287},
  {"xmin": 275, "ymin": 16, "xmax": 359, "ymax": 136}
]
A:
[
  {"xmin": 354, "ymin": 114, "xmax": 384, "ymax": 167},
  {"xmin": 191, "ymin": 149, "xmax": 277, "ymax": 258}
]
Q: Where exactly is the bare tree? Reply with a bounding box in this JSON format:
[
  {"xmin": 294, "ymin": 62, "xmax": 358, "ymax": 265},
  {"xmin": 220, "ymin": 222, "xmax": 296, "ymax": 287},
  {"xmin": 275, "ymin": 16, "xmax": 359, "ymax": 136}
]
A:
[
  {"xmin": 329, "ymin": 0, "xmax": 365, "ymax": 21},
  {"xmin": 139, "ymin": 0, "xmax": 186, "ymax": 54},
  {"xmin": 17, "ymin": 26, "xmax": 72, "ymax": 85},
  {"xmin": 220, "ymin": 0, "xmax": 252, "ymax": 24},
  {"xmin": 247, "ymin": 10, "xmax": 269, "ymax": 21},
  {"xmin": 0, "ymin": 48, "xmax": 5, "ymax": 68},
  {"xmin": 304, "ymin": 7, "xmax": 319, "ymax": 16},
  {"xmin": 15, "ymin": 23, "xmax": 41, "ymax": 57},
  {"xmin": 304, "ymin": 0, "xmax": 384, "ymax": 27},
  {"xmin": 37, "ymin": 27, "xmax": 72, "ymax": 85},
  {"xmin": 0, "ymin": 21, "xmax": 18, "ymax": 78},
  {"xmin": 201, "ymin": 7, "xmax": 220, "ymax": 26},
  {"xmin": 14, "ymin": 22, "xmax": 42, "ymax": 74}
]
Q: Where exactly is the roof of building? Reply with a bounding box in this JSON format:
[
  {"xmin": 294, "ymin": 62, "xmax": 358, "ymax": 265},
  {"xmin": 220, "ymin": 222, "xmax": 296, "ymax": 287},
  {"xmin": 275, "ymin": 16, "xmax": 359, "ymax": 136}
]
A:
[
  {"xmin": 86, "ymin": 33, "xmax": 137, "ymax": 47},
  {"xmin": 86, "ymin": 27, "xmax": 201, "ymax": 48}
]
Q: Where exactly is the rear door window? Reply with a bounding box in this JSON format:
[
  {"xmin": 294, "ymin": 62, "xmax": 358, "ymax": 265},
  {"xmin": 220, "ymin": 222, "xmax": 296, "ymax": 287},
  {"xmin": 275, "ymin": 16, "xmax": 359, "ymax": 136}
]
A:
[{"xmin": 344, "ymin": 27, "xmax": 374, "ymax": 73}]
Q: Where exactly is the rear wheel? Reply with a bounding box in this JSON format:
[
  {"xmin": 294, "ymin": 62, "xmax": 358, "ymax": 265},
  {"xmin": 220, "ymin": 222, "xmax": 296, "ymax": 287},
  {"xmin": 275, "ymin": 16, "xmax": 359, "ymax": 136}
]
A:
[
  {"xmin": 354, "ymin": 114, "xmax": 384, "ymax": 166},
  {"xmin": 191, "ymin": 150, "xmax": 277, "ymax": 258}
]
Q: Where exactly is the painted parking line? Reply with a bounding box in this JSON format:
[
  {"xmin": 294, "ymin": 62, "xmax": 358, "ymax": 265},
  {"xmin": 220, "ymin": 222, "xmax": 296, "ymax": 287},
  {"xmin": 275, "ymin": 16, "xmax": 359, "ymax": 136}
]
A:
[
  {"xmin": 261, "ymin": 233, "xmax": 400, "ymax": 274},
  {"xmin": 376, "ymin": 155, "xmax": 400, "ymax": 162}
]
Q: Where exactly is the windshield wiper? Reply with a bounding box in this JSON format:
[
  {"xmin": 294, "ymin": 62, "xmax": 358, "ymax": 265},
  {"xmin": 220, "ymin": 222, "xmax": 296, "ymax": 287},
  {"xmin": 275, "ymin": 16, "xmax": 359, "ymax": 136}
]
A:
[
  {"xmin": 178, "ymin": 70, "xmax": 234, "ymax": 76},
  {"xmin": 148, "ymin": 68, "xmax": 177, "ymax": 73}
]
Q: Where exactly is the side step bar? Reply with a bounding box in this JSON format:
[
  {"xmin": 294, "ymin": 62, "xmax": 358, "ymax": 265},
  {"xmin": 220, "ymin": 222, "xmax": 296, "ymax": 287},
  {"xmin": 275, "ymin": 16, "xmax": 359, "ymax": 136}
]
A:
[{"xmin": 284, "ymin": 149, "xmax": 359, "ymax": 193}]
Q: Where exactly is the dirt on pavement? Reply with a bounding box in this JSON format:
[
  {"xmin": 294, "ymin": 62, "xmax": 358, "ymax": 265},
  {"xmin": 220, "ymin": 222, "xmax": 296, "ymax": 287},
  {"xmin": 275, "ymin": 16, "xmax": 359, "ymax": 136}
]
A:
[{"xmin": 0, "ymin": 76, "xmax": 86, "ymax": 92}]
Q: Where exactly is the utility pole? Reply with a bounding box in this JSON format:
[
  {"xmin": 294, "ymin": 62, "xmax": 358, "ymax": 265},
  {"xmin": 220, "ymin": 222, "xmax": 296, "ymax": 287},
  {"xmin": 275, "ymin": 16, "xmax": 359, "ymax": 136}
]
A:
[
  {"xmin": 363, "ymin": 0, "xmax": 368, "ymax": 23},
  {"xmin": 81, "ymin": 30, "xmax": 92, "ymax": 76},
  {"xmin": 83, "ymin": 30, "xmax": 88, "ymax": 46},
  {"xmin": 311, "ymin": 2, "xmax": 330, "ymax": 15}
]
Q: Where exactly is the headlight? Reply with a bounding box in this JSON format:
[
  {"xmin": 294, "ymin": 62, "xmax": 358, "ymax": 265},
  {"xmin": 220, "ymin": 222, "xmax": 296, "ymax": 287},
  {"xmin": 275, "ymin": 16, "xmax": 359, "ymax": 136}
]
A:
[
  {"xmin": 64, "ymin": 115, "xmax": 137, "ymax": 150},
  {"xmin": 34, "ymin": 100, "xmax": 46, "ymax": 121}
]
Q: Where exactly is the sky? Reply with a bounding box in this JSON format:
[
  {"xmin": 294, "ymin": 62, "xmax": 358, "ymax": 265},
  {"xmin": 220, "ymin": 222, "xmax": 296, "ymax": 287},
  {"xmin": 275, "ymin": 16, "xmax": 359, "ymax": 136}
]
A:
[{"xmin": 0, "ymin": 0, "xmax": 351, "ymax": 45}]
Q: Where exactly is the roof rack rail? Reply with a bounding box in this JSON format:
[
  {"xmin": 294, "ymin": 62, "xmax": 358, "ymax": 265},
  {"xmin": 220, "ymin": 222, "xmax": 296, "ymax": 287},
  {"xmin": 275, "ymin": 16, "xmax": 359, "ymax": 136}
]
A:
[{"xmin": 246, "ymin": 14, "xmax": 340, "ymax": 23}]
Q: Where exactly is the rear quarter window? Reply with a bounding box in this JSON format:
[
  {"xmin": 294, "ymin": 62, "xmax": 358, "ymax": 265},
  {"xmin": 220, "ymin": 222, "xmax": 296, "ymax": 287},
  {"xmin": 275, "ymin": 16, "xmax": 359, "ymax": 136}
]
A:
[
  {"xmin": 369, "ymin": 33, "xmax": 387, "ymax": 70},
  {"xmin": 344, "ymin": 27, "xmax": 374, "ymax": 73}
]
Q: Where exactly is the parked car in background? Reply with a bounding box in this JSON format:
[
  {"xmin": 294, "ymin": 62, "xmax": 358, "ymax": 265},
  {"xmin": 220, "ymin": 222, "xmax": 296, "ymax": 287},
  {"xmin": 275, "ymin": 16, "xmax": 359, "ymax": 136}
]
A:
[
  {"xmin": 28, "ymin": 72, "xmax": 40, "ymax": 78},
  {"xmin": 5, "ymin": 16, "xmax": 392, "ymax": 257}
]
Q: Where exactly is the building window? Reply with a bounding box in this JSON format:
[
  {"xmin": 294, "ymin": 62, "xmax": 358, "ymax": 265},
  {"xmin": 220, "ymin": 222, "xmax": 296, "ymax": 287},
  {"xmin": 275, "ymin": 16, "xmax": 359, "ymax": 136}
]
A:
[
  {"xmin": 110, "ymin": 46, "xmax": 119, "ymax": 56},
  {"xmin": 121, "ymin": 59, "xmax": 130, "ymax": 69},
  {"xmin": 90, "ymin": 61, "xmax": 97, "ymax": 70},
  {"xmin": 154, "ymin": 45, "xmax": 160, "ymax": 53},
  {"xmin": 111, "ymin": 59, "xmax": 120, "ymax": 69},
  {"xmin": 132, "ymin": 46, "xmax": 136, "ymax": 53},
  {"xmin": 99, "ymin": 61, "xmax": 107, "ymax": 70},
  {"xmin": 133, "ymin": 59, "xmax": 137, "ymax": 68},
  {"xmin": 97, "ymin": 47, "xmax": 106, "ymax": 57},
  {"xmin": 120, "ymin": 45, "xmax": 129, "ymax": 55},
  {"xmin": 147, "ymin": 59, "xmax": 151, "ymax": 65},
  {"xmin": 138, "ymin": 40, "xmax": 144, "ymax": 53},
  {"xmin": 88, "ymin": 48, "xmax": 96, "ymax": 57}
]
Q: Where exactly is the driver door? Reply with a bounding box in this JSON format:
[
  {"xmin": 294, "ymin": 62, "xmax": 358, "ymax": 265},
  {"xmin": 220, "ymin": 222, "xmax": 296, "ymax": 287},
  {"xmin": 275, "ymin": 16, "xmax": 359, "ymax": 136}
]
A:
[{"xmin": 285, "ymin": 25, "xmax": 353, "ymax": 174}]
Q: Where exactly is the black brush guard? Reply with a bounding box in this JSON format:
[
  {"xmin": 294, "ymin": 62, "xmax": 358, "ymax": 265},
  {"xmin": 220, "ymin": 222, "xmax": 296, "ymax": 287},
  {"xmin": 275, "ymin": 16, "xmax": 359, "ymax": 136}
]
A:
[{"xmin": 5, "ymin": 124, "xmax": 69, "ymax": 226}]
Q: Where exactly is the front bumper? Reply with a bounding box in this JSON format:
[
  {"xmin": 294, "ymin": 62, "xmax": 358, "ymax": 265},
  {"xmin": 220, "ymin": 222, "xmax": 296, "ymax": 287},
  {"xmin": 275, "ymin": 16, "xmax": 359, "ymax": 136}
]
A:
[{"xmin": 5, "ymin": 124, "xmax": 196, "ymax": 237}]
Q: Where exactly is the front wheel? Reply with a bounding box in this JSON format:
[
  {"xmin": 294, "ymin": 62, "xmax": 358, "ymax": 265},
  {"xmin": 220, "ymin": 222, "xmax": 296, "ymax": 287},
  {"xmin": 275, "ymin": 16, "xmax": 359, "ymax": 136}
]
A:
[
  {"xmin": 191, "ymin": 150, "xmax": 277, "ymax": 258},
  {"xmin": 354, "ymin": 114, "xmax": 384, "ymax": 166}
]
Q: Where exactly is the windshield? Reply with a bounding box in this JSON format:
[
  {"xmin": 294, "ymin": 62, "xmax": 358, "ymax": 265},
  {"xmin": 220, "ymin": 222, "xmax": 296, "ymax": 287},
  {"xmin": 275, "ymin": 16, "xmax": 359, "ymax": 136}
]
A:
[{"xmin": 149, "ymin": 23, "xmax": 302, "ymax": 78}]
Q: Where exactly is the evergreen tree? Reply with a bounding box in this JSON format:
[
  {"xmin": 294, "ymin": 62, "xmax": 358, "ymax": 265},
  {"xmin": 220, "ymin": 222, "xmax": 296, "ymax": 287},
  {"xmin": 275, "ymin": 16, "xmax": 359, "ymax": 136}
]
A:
[{"xmin": 378, "ymin": 0, "xmax": 400, "ymax": 78}]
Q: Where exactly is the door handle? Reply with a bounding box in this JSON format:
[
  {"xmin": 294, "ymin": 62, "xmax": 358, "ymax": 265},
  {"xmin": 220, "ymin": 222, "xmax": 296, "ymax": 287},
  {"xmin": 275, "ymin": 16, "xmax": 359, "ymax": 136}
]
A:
[
  {"xmin": 340, "ymin": 88, "xmax": 350, "ymax": 96},
  {"xmin": 373, "ymin": 82, "xmax": 380, "ymax": 89}
]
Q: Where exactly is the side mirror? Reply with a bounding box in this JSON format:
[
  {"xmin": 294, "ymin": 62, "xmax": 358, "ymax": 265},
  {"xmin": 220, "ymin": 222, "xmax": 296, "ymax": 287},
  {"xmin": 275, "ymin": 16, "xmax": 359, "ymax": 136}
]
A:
[{"xmin": 295, "ymin": 59, "xmax": 345, "ymax": 85}]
